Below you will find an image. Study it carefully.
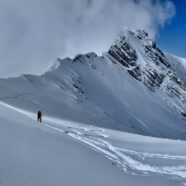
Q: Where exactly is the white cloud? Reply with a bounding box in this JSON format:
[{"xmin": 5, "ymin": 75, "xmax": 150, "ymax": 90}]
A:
[{"xmin": 0, "ymin": 0, "xmax": 175, "ymax": 77}]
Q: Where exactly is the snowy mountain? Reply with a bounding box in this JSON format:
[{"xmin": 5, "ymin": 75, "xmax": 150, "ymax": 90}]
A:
[
  {"xmin": 1, "ymin": 29, "xmax": 186, "ymax": 186},
  {"xmin": 1, "ymin": 29, "xmax": 186, "ymax": 140}
]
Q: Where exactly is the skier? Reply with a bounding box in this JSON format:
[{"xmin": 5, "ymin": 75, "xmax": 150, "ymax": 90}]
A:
[{"xmin": 37, "ymin": 110, "xmax": 42, "ymax": 123}]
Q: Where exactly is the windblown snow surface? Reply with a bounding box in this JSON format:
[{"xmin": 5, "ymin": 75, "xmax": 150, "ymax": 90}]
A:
[{"xmin": 1, "ymin": 29, "xmax": 186, "ymax": 185}]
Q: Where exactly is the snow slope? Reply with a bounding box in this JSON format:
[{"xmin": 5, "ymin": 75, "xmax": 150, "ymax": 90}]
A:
[{"xmin": 0, "ymin": 102, "xmax": 186, "ymax": 185}]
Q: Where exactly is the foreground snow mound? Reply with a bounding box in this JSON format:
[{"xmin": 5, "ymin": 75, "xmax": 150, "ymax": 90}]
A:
[
  {"xmin": 1, "ymin": 29, "xmax": 186, "ymax": 140},
  {"xmin": 1, "ymin": 102, "xmax": 186, "ymax": 186}
]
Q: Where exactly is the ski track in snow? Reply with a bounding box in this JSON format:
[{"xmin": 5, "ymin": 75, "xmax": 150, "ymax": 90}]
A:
[
  {"xmin": 41, "ymin": 119, "xmax": 186, "ymax": 182},
  {"xmin": 68, "ymin": 130, "xmax": 186, "ymax": 179}
]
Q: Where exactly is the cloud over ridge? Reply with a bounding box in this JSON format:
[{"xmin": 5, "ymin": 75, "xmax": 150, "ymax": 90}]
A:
[{"xmin": 0, "ymin": 0, "xmax": 175, "ymax": 77}]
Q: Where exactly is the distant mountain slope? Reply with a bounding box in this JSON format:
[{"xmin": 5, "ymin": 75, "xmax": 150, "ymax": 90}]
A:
[
  {"xmin": 166, "ymin": 53, "xmax": 186, "ymax": 83},
  {"xmin": 1, "ymin": 29, "xmax": 186, "ymax": 140}
]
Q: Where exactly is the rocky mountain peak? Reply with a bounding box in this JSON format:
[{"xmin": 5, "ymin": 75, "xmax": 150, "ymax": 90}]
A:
[
  {"xmin": 108, "ymin": 29, "xmax": 186, "ymax": 117},
  {"xmin": 108, "ymin": 29, "xmax": 171, "ymax": 85}
]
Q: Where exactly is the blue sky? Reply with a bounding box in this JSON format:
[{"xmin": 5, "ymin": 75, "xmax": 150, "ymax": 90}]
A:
[{"xmin": 158, "ymin": 0, "xmax": 186, "ymax": 58}]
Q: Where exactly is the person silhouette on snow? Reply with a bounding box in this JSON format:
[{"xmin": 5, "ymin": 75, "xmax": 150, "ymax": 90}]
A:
[{"xmin": 37, "ymin": 110, "xmax": 42, "ymax": 122}]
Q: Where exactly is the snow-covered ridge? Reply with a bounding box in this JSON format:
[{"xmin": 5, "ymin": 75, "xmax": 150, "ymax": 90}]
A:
[
  {"xmin": 50, "ymin": 52, "xmax": 98, "ymax": 71},
  {"xmin": 1, "ymin": 29, "xmax": 186, "ymax": 140}
]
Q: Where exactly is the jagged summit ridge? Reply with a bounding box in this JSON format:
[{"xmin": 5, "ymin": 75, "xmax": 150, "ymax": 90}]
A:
[{"xmin": 109, "ymin": 29, "xmax": 170, "ymax": 68}]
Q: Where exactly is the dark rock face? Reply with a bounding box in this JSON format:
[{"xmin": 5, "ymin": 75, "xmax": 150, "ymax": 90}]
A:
[
  {"xmin": 143, "ymin": 66, "xmax": 165, "ymax": 91},
  {"xmin": 73, "ymin": 53, "xmax": 98, "ymax": 63},
  {"xmin": 108, "ymin": 33, "xmax": 141, "ymax": 81},
  {"xmin": 109, "ymin": 43, "xmax": 137, "ymax": 68},
  {"xmin": 144, "ymin": 45, "xmax": 170, "ymax": 68},
  {"xmin": 72, "ymin": 53, "xmax": 98, "ymax": 70},
  {"xmin": 73, "ymin": 54, "xmax": 87, "ymax": 63},
  {"xmin": 127, "ymin": 67, "xmax": 141, "ymax": 81}
]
